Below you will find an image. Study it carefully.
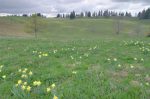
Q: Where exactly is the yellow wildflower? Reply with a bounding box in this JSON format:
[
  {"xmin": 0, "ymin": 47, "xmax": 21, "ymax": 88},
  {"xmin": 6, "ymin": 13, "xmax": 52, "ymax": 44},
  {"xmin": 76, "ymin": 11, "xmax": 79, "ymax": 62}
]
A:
[
  {"xmin": 0, "ymin": 65, "xmax": 4, "ymax": 69},
  {"xmin": 33, "ymin": 81, "xmax": 37, "ymax": 86},
  {"xmin": 47, "ymin": 87, "xmax": 51, "ymax": 93},
  {"xmin": 26, "ymin": 86, "xmax": 31, "ymax": 92},
  {"xmin": 146, "ymin": 82, "xmax": 149, "ymax": 86},
  {"xmin": 53, "ymin": 95, "xmax": 58, "ymax": 99},
  {"xmin": 2, "ymin": 75, "xmax": 6, "ymax": 79},
  {"xmin": 130, "ymin": 65, "xmax": 134, "ymax": 68},
  {"xmin": 51, "ymin": 83, "xmax": 56, "ymax": 88},
  {"xmin": 21, "ymin": 74, "xmax": 28, "ymax": 78},
  {"xmin": 29, "ymin": 71, "xmax": 33, "ymax": 76},
  {"xmin": 113, "ymin": 58, "xmax": 117, "ymax": 61},
  {"xmin": 118, "ymin": 64, "xmax": 121, "ymax": 67},
  {"xmin": 134, "ymin": 58, "xmax": 137, "ymax": 61},
  {"xmin": 18, "ymin": 69, "xmax": 22, "ymax": 72},
  {"xmin": 39, "ymin": 55, "xmax": 42, "ymax": 58},
  {"xmin": 21, "ymin": 85, "xmax": 26, "ymax": 90},
  {"xmin": 15, "ymin": 84, "xmax": 19, "ymax": 87},
  {"xmin": 37, "ymin": 81, "xmax": 41, "ymax": 86},
  {"xmin": 33, "ymin": 81, "xmax": 41, "ymax": 86},
  {"xmin": 18, "ymin": 80, "xmax": 22, "ymax": 85},
  {"xmin": 23, "ymin": 82, "xmax": 27, "ymax": 85},
  {"xmin": 72, "ymin": 71, "xmax": 77, "ymax": 74}
]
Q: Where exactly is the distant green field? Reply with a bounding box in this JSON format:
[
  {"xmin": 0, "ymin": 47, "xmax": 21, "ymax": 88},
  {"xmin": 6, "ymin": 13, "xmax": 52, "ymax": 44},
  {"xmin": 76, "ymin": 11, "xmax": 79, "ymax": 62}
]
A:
[
  {"xmin": 0, "ymin": 17, "xmax": 150, "ymax": 99},
  {"xmin": 0, "ymin": 16, "xmax": 150, "ymax": 40}
]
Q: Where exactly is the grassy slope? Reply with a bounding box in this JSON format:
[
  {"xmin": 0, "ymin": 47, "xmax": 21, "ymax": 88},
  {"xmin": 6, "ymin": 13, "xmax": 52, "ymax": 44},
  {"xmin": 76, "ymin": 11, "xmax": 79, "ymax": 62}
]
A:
[
  {"xmin": 0, "ymin": 17, "xmax": 150, "ymax": 99},
  {"xmin": 0, "ymin": 17, "xmax": 149, "ymax": 40}
]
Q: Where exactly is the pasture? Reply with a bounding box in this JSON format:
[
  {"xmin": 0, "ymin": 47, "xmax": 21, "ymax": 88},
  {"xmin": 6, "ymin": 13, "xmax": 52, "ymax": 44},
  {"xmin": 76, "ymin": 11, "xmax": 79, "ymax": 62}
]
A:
[{"xmin": 0, "ymin": 17, "xmax": 150, "ymax": 99}]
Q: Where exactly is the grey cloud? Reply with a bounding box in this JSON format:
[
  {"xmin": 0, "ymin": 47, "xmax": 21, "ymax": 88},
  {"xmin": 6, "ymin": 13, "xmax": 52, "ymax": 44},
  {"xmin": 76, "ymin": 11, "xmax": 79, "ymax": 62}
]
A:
[
  {"xmin": 0, "ymin": 0, "xmax": 149, "ymax": 15},
  {"xmin": 0, "ymin": 0, "xmax": 38, "ymax": 9},
  {"xmin": 0, "ymin": 0, "xmax": 83, "ymax": 13},
  {"xmin": 112, "ymin": 0, "xmax": 150, "ymax": 3}
]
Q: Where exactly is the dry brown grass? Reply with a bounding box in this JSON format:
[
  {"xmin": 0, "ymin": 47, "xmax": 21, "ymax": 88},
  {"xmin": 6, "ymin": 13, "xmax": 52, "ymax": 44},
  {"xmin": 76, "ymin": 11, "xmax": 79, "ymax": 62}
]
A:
[{"xmin": 0, "ymin": 21, "xmax": 31, "ymax": 37}]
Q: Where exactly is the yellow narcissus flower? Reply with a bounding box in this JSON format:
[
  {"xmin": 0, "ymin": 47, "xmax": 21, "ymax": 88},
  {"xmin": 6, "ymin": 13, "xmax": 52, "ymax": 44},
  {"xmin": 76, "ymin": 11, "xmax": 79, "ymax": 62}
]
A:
[
  {"xmin": 130, "ymin": 65, "xmax": 134, "ymax": 69},
  {"xmin": 33, "ymin": 81, "xmax": 41, "ymax": 86},
  {"xmin": 46, "ymin": 87, "xmax": 51, "ymax": 93},
  {"xmin": 113, "ymin": 58, "xmax": 117, "ymax": 62},
  {"xmin": 33, "ymin": 51, "xmax": 37, "ymax": 53},
  {"xmin": 39, "ymin": 55, "xmax": 42, "ymax": 58},
  {"xmin": 141, "ymin": 58, "xmax": 144, "ymax": 61},
  {"xmin": 0, "ymin": 65, "xmax": 4, "ymax": 69},
  {"xmin": 21, "ymin": 74, "xmax": 28, "ymax": 78},
  {"xmin": 21, "ymin": 85, "xmax": 26, "ymax": 90},
  {"xmin": 26, "ymin": 86, "xmax": 31, "ymax": 92},
  {"xmin": 53, "ymin": 50, "xmax": 57, "ymax": 54},
  {"xmin": 107, "ymin": 58, "xmax": 111, "ymax": 61},
  {"xmin": 53, "ymin": 95, "xmax": 58, "ymax": 99},
  {"xmin": 134, "ymin": 58, "xmax": 137, "ymax": 61},
  {"xmin": 29, "ymin": 71, "xmax": 33, "ymax": 76},
  {"xmin": 70, "ymin": 56, "xmax": 74, "ymax": 60},
  {"xmin": 22, "ymin": 70, "xmax": 27, "ymax": 73},
  {"xmin": 72, "ymin": 71, "xmax": 77, "ymax": 74},
  {"xmin": 33, "ymin": 81, "xmax": 38, "ymax": 86},
  {"xmin": 18, "ymin": 69, "xmax": 22, "ymax": 72},
  {"xmin": 18, "ymin": 80, "xmax": 22, "ymax": 85},
  {"xmin": 118, "ymin": 64, "xmax": 121, "ymax": 67},
  {"xmin": 36, "ymin": 81, "xmax": 41, "ymax": 86},
  {"xmin": 24, "ymin": 68, "xmax": 28, "ymax": 71},
  {"xmin": 146, "ymin": 82, "xmax": 149, "ymax": 86},
  {"xmin": 2, "ymin": 75, "xmax": 6, "ymax": 79},
  {"xmin": 51, "ymin": 83, "xmax": 56, "ymax": 88},
  {"xmin": 23, "ymin": 82, "xmax": 27, "ymax": 85},
  {"xmin": 43, "ymin": 53, "xmax": 48, "ymax": 56},
  {"xmin": 15, "ymin": 84, "xmax": 19, "ymax": 87}
]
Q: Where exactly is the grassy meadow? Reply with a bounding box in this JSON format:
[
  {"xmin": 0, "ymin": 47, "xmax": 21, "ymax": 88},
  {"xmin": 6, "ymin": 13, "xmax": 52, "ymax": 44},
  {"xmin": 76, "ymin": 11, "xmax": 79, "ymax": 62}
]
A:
[{"xmin": 0, "ymin": 17, "xmax": 150, "ymax": 99}]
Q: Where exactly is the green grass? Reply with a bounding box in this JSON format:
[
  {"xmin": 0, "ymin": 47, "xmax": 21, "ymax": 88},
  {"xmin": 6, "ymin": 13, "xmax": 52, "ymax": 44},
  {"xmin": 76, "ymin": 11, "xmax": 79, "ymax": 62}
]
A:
[
  {"xmin": 0, "ymin": 17, "xmax": 150, "ymax": 40},
  {"xmin": 0, "ymin": 17, "xmax": 150, "ymax": 99}
]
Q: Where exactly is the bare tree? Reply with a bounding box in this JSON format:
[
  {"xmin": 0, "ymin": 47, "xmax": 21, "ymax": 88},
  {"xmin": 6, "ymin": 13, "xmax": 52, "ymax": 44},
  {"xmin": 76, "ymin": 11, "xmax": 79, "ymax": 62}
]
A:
[
  {"xmin": 32, "ymin": 14, "xmax": 38, "ymax": 38},
  {"xmin": 135, "ymin": 21, "xmax": 142, "ymax": 37},
  {"xmin": 114, "ymin": 16, "xmax": 122, "ymax": 35},
  {"xmin": 25, "ymin": 14, "xmax": 39, "ymax": 39}
]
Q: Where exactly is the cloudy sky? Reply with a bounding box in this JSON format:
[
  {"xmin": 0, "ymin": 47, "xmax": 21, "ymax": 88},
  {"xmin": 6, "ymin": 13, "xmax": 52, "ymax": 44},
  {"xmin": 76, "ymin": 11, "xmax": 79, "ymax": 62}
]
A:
[{"xmin": 0, "ymin": 0, "xmax": 150, "ymax": 16}]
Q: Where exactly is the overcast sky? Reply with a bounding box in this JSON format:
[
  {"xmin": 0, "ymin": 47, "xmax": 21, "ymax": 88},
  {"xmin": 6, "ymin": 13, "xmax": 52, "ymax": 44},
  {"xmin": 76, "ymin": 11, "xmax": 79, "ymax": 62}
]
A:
[{"xmin": 0, "ymin": 0, "xmax": 150, "ymax": 16}]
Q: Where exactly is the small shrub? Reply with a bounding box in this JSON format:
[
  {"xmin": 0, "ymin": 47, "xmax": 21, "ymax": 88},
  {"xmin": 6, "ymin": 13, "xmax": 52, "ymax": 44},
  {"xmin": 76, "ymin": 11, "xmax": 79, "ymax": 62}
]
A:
[{"xmin": 146, "ymin": 33, "xmax": 150, "ymax": 37}]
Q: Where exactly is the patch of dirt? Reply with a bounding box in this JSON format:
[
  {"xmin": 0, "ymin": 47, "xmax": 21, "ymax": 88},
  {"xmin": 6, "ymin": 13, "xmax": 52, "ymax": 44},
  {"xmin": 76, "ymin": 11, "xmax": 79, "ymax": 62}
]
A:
[
  {"xmin": 130, "ymin": 80, "xmax": 141, "ymax": 87},
  {"xmin": 111, "ymin": 70, "xmax": 128, "ymax": 78},
  {"xmin": 145, "ymin": 77, "xmax": 150, "ymax": 82},
  {"xmin": 88, "ymin": 64, "xmax": 101, "ymax": 72},
  {"xmin": 66, "ymin": 64, "xmax": 76, "ymax": 68}
]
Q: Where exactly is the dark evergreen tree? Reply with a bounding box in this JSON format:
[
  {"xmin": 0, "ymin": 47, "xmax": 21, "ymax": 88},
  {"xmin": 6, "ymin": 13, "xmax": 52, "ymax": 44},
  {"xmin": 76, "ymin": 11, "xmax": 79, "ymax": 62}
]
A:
[
  {"xmin": 137, "ymin": 8, "xmax": 150, "ymax": 19},
  {"xmin": 98, "ymin": 11, "xmax": 101, "ymax": 16},
  {"xmin": 103, "ymin": 10, "xmax": 109, "ymax": 17},
  {"xmin": 37, "ymin": 13, "xmax": 42, "ymax": 17},
  {"xmin": 87, "ymin": 11, "xmax": 91, "ymax": 17},
  {"xmin": 70, "ymin": 11, "xmax": 76, "ymax": 19},
  {"xmin": 80, "ymin": 12, "xmax": 84, "ymax": 17},
  {"xmin": 22, "ymin": 14, "xmax": 28, "ymax": 17},
  {"xmin": 56, "ymin": 14, "xmax": 61, "ymax": 18},
  {"xmin": 92, "ymin": 12, "xmax": 96, "ymax": 17},
  {"xmin": 62, "ymin": 14, "xmax": 65, "ymax": 18},
  {"xmin": 145, "ymin": 8, "xmax": 150, "ymax": 19}
]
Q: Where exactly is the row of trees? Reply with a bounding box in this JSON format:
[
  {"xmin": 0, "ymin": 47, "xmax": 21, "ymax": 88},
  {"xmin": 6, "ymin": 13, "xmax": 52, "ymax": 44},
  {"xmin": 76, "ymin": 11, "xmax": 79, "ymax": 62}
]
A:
[
  {"xmin": 138, "ymin": 8, "xmax": 150, "ymax": 19},
  {"xmin": 57, "ymin": 10, "xmax": 132, "ymax": 19},
  {"xmin": 22, "ymin": 13, "xmax": 46, "ymax": 18},
  {"xmin": 24, "ymin": 8, "xmax": 150, "ymax": 39}
]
